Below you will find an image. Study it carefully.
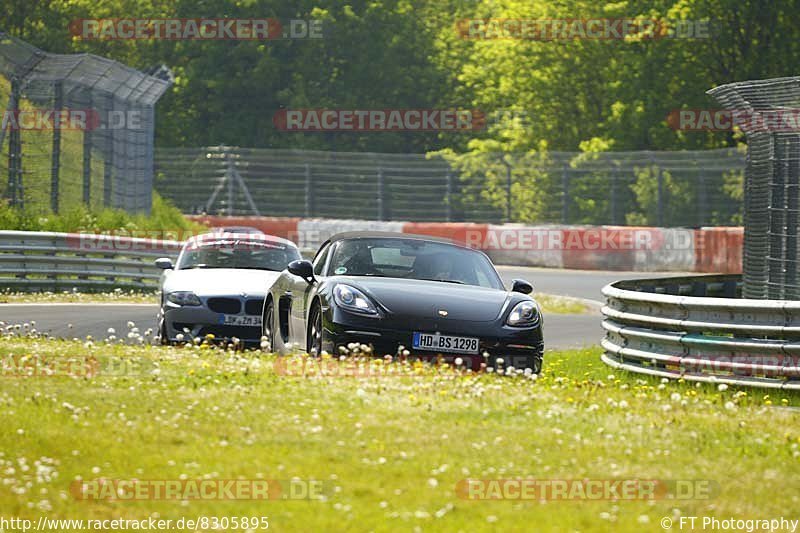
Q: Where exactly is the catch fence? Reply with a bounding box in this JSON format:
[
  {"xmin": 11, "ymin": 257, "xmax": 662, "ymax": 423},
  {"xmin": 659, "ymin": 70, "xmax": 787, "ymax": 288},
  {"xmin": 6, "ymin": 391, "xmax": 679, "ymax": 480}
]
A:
[{"xmin": 155, "ymin": 146, "xmax": 745, "ymax": 227}]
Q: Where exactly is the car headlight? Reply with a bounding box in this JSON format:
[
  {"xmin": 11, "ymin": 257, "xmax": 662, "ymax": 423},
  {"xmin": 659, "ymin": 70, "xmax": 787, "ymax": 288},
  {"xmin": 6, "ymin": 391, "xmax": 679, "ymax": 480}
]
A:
[
  {"xmin": 333, "ymin": 284, "xmax": 377, "ymax": 315},
  {"xmin": 506, "ymin": 300, "xmax": 539, "ymax": 327},
  {"xmin": 167, "ymin": 291, "xmax": 202, "ymax": 306}
]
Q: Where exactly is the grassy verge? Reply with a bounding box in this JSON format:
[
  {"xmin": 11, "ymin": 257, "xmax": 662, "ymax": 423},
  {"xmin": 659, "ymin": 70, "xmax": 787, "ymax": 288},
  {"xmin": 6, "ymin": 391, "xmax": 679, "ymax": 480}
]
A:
[
  {"xmin": 0, "ymin": 332, "xmax": 798, "ymax": 532},
  {"xmin": 534, "ymin": 292, "xmax": 590, "ymax": 314},
  {"xmin": 0, "ymin": 290, "xmax": 157, "ymax": 304},
  {"xmin": 0, "ymin": 292, "xmax": 589, "ymax": 314}
]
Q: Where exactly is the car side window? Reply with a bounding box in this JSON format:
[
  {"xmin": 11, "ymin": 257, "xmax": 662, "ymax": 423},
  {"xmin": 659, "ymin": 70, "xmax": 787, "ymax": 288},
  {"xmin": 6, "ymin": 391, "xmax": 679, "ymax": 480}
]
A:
[{"xmin": 313, "ymin": 244, "xmax": 330, "ymax": 276}]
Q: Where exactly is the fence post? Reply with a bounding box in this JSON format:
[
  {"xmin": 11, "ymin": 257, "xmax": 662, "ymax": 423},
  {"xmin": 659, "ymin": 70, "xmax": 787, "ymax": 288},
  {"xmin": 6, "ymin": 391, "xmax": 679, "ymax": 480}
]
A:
[
  {"xmin": 304, "ymin": 163, "xmax": 313, "ymax": 217},
  {"xmin": 83, "ymin": 92, "xmax": 92, "ymax": 206},
  {"xmin": 785, "ymin": 136, "xmax": 800, "ymax": 299},
  {"xmin": 561, "ymin": 163, "xmax": 569, "ymax": 224},
  {"xmin": 696, "ymin": 156, "xmax": 707, "ymax": 227},
  {"xmin": 226, "ymin": 150, "xmax": 235, "ymax": 216},
  {"xmin": 7, "ymin": 78, "xmax": 21, "ymax": 208},
  {"xmin": 377, "ymin": 167, "xmax": 385, "ymax": 221},
  {"xmin": 445, "ymin": 171, "xmax": 452, "ymax": 222},
  {"xmin": 50, "ymin": 81, "xmax": 63, "ymax": 213},
  {"xmin": 103, "ymin": 97, "xmax": 114, "ymax": 207},
  {"xmin": 610, "ymin": 164, "xmax": 619, "ymax": 225},
  {"xmin": 505, "ymin": 159, "xmax": 512, "ymax": 222},
  {"xmin": 654, "ymin": 156, "xmax": 664, "ymax": 226}
]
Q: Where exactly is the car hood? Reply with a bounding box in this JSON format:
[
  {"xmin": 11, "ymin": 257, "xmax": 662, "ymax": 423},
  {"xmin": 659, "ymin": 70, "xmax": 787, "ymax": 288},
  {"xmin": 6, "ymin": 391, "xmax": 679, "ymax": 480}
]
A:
[
  {"xmin": 336, "ymin": 276, "xmax": 511, "ymax": 321},
  {"xmin": 162, "ymin": 268, "xmax": 280, "ymax": 296}
]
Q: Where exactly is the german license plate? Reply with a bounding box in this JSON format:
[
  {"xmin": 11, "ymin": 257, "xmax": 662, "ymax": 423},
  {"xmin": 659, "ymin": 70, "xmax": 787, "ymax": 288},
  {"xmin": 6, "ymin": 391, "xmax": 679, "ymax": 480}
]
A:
[
  {"xmin": 219, "ymin": 315, "xmax": 262, "ymax": 326},
  {"xmin": 412, "ymin": 332, "xmax": 479, "ymax": 354}
]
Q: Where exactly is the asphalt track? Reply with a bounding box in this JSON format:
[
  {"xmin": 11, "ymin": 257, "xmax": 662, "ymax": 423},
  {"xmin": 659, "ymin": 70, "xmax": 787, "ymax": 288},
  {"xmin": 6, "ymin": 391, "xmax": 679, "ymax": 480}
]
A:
[{"xmin": 0, "ymin": 267, "xmax": 683, "ymax": 351}]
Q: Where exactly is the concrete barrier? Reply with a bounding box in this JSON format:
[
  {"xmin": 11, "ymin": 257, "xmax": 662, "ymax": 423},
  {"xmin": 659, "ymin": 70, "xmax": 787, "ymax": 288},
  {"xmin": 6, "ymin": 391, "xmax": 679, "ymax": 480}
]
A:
[{"xmin": 192, "ymin": 216, "xmax": 743, "ymax": 273}]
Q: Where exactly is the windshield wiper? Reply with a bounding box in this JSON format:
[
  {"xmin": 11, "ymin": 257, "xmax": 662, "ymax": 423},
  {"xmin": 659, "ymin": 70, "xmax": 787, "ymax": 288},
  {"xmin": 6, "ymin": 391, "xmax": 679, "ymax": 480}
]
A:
[{"xmin": 416, "ymin": 278, "xmax": 465, "ymax": 284}]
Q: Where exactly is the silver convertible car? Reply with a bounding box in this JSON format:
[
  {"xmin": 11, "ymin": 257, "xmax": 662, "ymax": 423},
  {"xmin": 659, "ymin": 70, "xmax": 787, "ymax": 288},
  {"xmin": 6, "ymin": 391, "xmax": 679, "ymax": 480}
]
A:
[{"xmin": 155, "ymin": 231, "xmax": 302, "ymax": 345}]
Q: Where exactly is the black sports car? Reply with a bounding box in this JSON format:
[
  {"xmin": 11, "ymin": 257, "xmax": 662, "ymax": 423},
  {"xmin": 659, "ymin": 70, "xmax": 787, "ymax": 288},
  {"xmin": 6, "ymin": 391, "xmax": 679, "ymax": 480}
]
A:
[{"xmin": 261, "ymin": 232, "xmax": 544, "ymax": 372}]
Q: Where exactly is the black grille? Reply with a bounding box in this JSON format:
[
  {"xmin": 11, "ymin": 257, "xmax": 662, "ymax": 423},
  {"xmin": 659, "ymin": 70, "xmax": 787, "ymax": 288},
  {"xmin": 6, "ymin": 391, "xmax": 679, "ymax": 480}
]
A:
[
  {"xmin": 197, "ymin": 325, "xmax": 261, "ymax": 341},
  {"xmin": 207, "ymin": 297, "xmax": 241, "ymax": 314},
  {"xmin": 245, "ymin": 298, "xmax": 264, "ymax": 316}
]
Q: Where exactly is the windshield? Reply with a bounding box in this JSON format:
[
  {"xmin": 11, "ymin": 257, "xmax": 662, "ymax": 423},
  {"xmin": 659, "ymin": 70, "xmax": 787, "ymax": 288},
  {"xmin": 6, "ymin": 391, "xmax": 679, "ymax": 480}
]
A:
[
  {"xmin": 177, "ymin": 239, "xmax": 301, "ymax": 271},
  {"xmin": 328, "ymin": 238, "xmax": 503, "ymax": 289}
]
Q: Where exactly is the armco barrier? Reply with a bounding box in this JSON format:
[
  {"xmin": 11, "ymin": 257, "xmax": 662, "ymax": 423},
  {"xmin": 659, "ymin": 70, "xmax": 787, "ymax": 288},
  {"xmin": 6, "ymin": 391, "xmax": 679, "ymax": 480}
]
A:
[
  {"xmin": 190, "ymin": 216, "xmax": 744, "ymax": 273},
  {"xmin": 0, "ymin": 231, "xmax": 181, "ymax": 291},
  {"xmin": 601, "ymin": 274, "xmax": 800, "ymax": 389}
]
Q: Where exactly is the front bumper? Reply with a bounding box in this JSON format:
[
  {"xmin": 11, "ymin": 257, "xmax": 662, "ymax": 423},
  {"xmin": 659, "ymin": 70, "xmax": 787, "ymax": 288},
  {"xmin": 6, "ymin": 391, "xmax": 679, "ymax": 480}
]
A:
[
  {"xmin": 323, "ymin": 307, "xmax": 544, "ymax": 372},
  {"xmin": 162, "ymin": 297, "xmax": 264, "ymax": 344}
]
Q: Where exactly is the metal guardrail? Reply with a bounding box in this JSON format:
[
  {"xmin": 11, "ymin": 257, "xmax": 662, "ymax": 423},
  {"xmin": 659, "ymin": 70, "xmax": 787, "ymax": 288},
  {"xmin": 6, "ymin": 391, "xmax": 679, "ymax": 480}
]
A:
[
  {"xmin": 602, "ymin": 274, "xmax": 800, "ymax": 390},
  {"xmin": 0, "ymin": 231, "xmax": 181, "ymax": 292}
]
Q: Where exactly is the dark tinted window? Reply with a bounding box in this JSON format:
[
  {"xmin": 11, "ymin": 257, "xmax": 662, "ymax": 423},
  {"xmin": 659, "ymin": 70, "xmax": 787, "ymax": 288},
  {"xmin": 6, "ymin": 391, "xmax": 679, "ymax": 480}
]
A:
[{"xmin": 329, "ymin": 238, "xmax": 502, "ymax": 289}]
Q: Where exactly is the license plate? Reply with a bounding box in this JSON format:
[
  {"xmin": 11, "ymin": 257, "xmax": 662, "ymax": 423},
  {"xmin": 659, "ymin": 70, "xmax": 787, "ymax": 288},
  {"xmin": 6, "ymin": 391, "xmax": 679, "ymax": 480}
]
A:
[
  {"xmin": 412, "ymin": 332, "xmax": 480, "ymax": 354},
  {"xmin": 219, "ymin": 315, "xmax": 262, "ymax": 327}
]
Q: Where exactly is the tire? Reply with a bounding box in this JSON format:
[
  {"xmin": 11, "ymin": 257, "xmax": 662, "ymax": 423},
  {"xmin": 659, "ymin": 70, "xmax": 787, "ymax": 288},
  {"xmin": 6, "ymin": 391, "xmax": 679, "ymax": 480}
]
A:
[
  {"xmin": 158, "ymin": 318, "xmax": 172, "ymax": 346},
  {"xmin": 262, "ymin": 299, "xmax": 274, "ymax": 352},
  {"xmin": 307, "ymin": 302, "xmax": 323, "ymax": 357}
]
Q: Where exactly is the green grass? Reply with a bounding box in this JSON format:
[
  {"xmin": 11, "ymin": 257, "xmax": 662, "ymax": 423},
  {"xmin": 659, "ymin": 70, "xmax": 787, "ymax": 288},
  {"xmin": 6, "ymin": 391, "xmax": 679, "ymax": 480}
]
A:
[
  {"xmin": 0, "ymin": 333, "xmax": 799, "ymax": 532},
  {"xmin": 0, "ymin": 291, "xmax": 589, "ymax": 315},
  {"xmin": 0, "ymin": 289, "xmax": 157, "ymax": 304},
  {"xmin": 534, "ymin": 292, "xmax": 590, "ymax": 314}
]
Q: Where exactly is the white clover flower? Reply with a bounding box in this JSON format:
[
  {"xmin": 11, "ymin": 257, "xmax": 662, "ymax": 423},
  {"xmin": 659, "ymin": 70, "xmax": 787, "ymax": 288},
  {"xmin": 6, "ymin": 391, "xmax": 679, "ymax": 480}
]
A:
[
  {"xmin": 718, "ymin": 383, "xmax": 729, "ymax": 392},
  {"xmin": 455, "ymin": 357, "xmax": 463, "ymax": 366}
]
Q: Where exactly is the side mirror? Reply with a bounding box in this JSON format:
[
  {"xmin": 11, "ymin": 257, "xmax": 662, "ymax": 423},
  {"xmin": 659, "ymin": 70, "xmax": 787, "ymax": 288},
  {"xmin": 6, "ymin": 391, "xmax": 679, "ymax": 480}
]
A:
[
  {"xmin": 511, "ymin": 279, "xmax": 533, "ymax": 294},
  {"xmin": 288, "ymin": 259, "xmax": 315, "ymax": 284},
  {"xmin": 155, "ymin": 258, "xmax": 174, "ymax": 270}
]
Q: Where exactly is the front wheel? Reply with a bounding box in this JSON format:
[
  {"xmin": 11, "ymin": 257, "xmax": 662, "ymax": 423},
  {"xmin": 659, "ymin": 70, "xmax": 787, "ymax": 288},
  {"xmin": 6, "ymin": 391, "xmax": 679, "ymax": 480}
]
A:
[
  {"xmin": 261, "ymin": 300, "xmax": 274, "ymax": 352},
  {"xmin": 307, "ymin": 303, "xmax": 323, "ymax": 356},
  {"xmin": 158, "ymin": 314, "xmax": 170, "ymax": 346}
]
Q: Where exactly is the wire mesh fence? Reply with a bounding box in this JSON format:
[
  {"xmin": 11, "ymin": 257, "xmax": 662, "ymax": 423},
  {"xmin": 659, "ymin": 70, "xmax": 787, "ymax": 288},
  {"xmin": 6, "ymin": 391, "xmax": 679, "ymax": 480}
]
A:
[
  {"xmin": 0, "ymin": 32, "xmax": 172, "ymax": 215},
  {"xmin": 710, "ymin": 77, "xmax": 800, "ymax": 300},
  {"xmin": 155, "ymin": 146, "xmax": 746, "ymax": 227}
]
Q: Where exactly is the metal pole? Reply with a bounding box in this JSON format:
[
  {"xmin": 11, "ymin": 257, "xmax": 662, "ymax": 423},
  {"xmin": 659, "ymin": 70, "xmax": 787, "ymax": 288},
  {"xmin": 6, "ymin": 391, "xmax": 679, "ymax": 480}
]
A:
[
  {"xmin": 610, "ymin": 169, "xmax": 618, "ymax": 225},
  {"xmin": 50, "ymin": 81, "xmax": 63, "ymax": 213},
  {"xmin": 655, "ymin": 160, "xmax": 664, "ymax": 226},
  {"xmin": 377, "ymin": 167, "xmax": 384, "ymax": 221},
  {"xmin": 785, "ymin": 136, "xmax": 799, "ymax": 298},
  {"xmin": 82, "ymin": 91, "xmax": 92, "ymax": 206},
  {"xmin": 561, "ymin": 163, "xmax": 569, "ymax": 224},
  {"xmin": 696, "ymin": 157, "xmax": 707, "ymax": 227},
  {"xmin": 304, "ymin": 163, "xmax": 312, "ymax": 217},
  {"xmin": 7, "ymin": 78, "xmax": 20, "ymax": 207},
  {"xmin": 505, "ymin": 159, "xmax": 512, "ymax": 222},
  {"xmin": 226, "ymin": 150, "xmax": 234, "ymax": 216},
  {"xmin": 103, "ymin": 97, "xmax": 114, "ymax": 207},
  {"xmin": 445, "ymin": 171, "xmax": 452, "ymax": 222}
]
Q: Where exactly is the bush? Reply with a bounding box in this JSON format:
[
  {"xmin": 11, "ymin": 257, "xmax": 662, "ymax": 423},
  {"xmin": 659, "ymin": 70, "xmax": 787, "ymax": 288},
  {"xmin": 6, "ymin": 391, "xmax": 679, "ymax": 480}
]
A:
[{"xmin": 0, "ymin": 193, "xmax": 206, "ymax": 234}]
